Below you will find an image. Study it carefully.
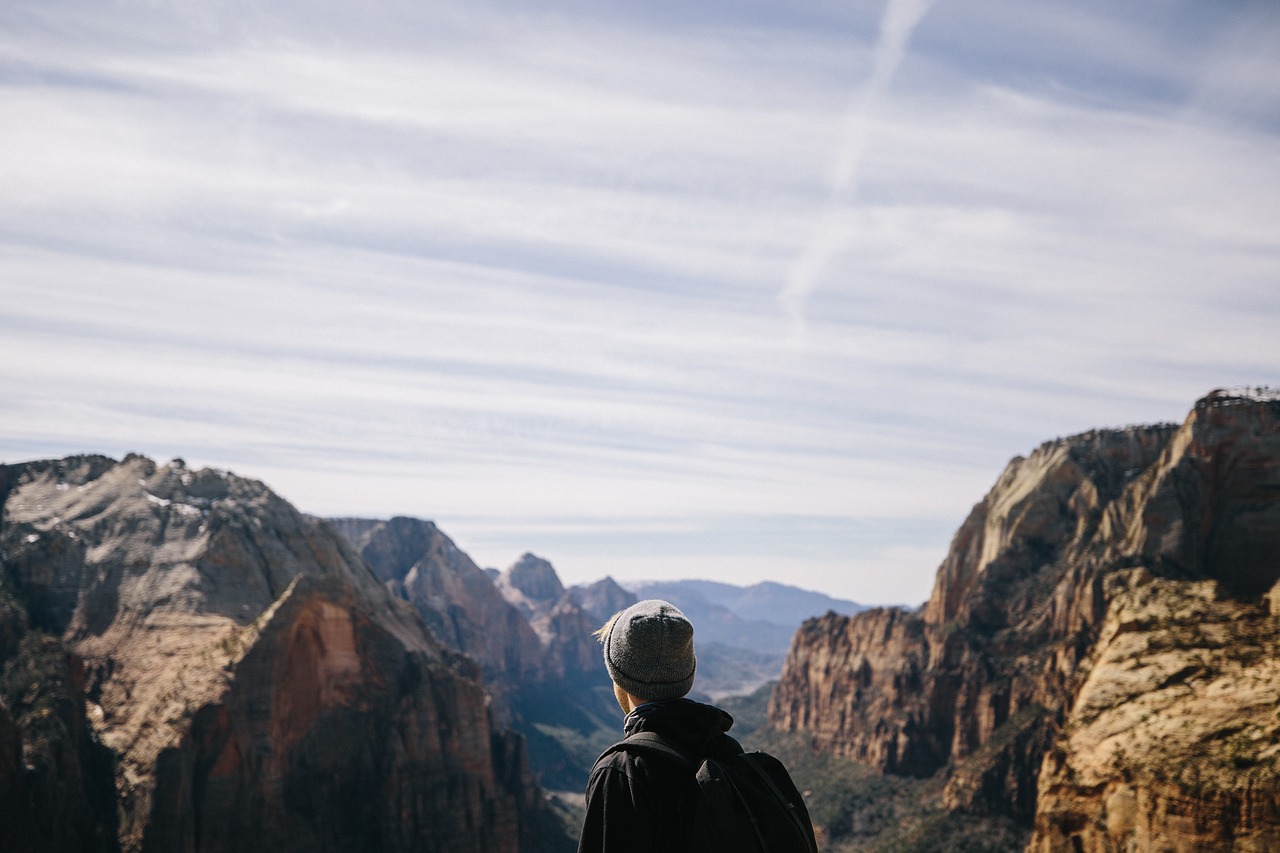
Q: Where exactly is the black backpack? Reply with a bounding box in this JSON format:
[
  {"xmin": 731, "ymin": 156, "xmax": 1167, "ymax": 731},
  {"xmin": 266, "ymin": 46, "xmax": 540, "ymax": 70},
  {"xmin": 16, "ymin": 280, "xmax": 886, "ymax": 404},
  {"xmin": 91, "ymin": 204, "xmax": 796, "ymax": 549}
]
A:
[{"xmin": 605, "ymin": 730, "xmax": 818, "ymax": 853}]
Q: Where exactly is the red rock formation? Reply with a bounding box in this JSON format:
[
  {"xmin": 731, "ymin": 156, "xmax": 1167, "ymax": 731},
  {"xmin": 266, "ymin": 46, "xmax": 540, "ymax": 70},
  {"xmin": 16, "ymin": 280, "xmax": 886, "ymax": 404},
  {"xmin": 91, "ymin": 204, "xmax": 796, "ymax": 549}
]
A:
[
  {"xmin": 0, "ymin": 455, "xmax": 567, "ymax": 853},
  {"xmin": 770, "ymin": 388, "xmax": 1280, "ymax": 848},
  {"xmin": 333, "ymin": 521, "xmax": 621, "ymax": 793},
  {"xmin": 142, "ymin": 574, "xmax": 541, "ymax": 853}
]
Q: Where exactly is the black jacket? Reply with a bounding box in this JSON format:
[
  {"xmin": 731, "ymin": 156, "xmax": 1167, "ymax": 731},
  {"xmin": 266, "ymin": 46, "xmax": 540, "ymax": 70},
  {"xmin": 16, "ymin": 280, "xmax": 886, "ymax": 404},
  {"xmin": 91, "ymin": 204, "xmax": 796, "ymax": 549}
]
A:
[{"xmin": 577, "ymin": 699, "xmax": 733, "ymax": 853}]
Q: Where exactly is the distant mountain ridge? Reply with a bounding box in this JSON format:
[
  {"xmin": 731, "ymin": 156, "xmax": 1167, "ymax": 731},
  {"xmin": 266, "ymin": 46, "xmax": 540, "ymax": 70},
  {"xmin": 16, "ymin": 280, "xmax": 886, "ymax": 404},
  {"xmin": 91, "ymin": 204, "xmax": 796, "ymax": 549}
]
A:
[
  {"xmin": 625, "ymin": 578, "xmax": 865, "ymax": 629},
  {"xmin": 10, "ymin": 388, "xmax": 1274, "ymax": 852},
  {"xmin": 618, "ymin": 578, "xmax": 863, "ymax": 663},
  {"xmin": 591, "ymin": 578, "xmax": 865, "ymax": 700}
]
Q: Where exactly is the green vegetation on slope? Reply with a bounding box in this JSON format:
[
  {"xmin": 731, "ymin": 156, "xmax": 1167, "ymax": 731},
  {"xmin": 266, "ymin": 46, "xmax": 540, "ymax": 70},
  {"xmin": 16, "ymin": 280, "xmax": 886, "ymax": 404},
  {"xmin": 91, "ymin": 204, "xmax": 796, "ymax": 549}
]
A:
[
  {"xmin": 723, "ymin": 685, "xmax": 1028, "ymax": 853},
  {"xmin": 530, "ymin": 676, "xmax": 1031, "ymax": 851}
]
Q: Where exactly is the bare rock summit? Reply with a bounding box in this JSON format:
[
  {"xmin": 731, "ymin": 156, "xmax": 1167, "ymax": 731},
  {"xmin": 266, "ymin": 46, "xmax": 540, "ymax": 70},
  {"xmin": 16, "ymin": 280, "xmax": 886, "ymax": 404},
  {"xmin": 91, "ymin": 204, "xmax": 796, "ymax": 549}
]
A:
[
  {"xmin": 770, "ymin": 388, "xmax": 1280, "ymax": 851},
  {"xmin": 0, "ymin": 456, "xmax": 566, "ymax": 853}
]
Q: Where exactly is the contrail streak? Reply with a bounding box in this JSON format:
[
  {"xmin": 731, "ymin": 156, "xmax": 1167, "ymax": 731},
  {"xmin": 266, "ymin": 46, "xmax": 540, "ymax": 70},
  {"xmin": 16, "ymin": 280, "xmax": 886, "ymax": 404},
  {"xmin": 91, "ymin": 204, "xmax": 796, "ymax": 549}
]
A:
[{"xmin": 780, "ymin": 0, "xmax": 938, "ymax": 341}]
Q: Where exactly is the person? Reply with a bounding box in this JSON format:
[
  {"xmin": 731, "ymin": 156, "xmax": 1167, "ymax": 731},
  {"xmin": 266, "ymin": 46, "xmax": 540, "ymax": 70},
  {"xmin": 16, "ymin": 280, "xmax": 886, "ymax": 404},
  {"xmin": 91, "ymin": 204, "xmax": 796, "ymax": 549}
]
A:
[{"xmin": 576, "ymin": 598, "xmax": 735, "ymax": 853}]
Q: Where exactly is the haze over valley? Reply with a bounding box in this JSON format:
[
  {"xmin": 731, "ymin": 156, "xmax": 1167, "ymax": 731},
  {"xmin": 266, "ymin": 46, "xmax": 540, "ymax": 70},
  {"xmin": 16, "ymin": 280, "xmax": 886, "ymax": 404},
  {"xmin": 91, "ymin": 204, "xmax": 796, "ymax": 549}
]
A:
[
  {"xmin": 3, "ymin": 0, "xmax": 1278, "ymax": 849},
  {"xmin": 2, "ymin": 389, "xmax": 1278, "ymax": 851}
]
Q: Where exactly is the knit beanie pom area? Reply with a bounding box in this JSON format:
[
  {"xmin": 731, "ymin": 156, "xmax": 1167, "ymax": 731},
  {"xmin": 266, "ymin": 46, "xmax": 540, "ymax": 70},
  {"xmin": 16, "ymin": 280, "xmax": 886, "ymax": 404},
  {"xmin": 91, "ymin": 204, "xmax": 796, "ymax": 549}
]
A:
[{"xmin": 603, "ymin": 599, "xmax": 696, "ymax": 701}]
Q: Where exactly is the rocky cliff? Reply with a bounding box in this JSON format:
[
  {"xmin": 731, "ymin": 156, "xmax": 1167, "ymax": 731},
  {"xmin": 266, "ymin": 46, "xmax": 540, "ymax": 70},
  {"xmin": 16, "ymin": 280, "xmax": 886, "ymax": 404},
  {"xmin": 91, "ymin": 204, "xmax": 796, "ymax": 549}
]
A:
[
  {"xmin": 0, "ymin": 456, "xmax": 568, "ymax": 853},
  {"xmin": 333, "ymin": 517, "xmax": 554, "ymax": 698},
  {"xmin": 769, "ymin": 388, "xmax": 1280, "ymax": 851},
  {"xmin": 496, "ymin": 554, "xmax": 599, "ymax": 678},
  {"xmin": 330, "ymin": 520, "xmax": 621, "ymax": 792}
]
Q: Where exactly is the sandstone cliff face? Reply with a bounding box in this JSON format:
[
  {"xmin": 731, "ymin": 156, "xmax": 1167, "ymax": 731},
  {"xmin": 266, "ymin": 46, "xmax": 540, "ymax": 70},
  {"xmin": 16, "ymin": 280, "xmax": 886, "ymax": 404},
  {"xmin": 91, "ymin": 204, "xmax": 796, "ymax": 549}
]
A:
[
  {"xmin": 770, "ymin": 388, "xmax": 1280, "ymax": 849},
  {"xmin": 497, "ymin": 553, "xmax": 599, "ymax": 677},
  {"xmin": 330, "ymin": 521, "xmax": 622, "ymax": 793},
  {"xmin": 1031, "ymin": 570, "xmax": 1280, "ymax": 853},
  {"xmin": 771, "ymin": 424, "xmax": 1173, "ymax": 785},
  {"xmin": 0, "ymin": 456, "xmax": 565, "ymax": 853},
  {"xmin": 336, "ymin": 520, "xmax": 605, "ymax": 688},
  {"xmin": 141, "ymin": 573, "xmax": 542, "ymax": 853},
  {"xmin": 336, "ymin": 516, "xmax": 552, "ymax": 691}
]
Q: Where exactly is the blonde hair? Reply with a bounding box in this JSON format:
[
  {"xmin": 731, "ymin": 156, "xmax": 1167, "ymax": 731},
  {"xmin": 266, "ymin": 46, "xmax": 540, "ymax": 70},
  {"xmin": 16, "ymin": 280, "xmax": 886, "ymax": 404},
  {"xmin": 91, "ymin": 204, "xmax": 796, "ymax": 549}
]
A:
[{"xmin": 593, "ymin": 610, "xmax": 623, "ymax": 643}]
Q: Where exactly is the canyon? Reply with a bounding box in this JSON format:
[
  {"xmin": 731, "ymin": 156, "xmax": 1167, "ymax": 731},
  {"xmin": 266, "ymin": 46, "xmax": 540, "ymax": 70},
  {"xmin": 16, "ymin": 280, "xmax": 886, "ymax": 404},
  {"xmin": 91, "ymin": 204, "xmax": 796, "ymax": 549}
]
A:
[
  {"xmin": 769, "ymin": 388, "xmax": 1280, "ymax": 851},
  {"xmin": 3, "ymin": 386, "xmax": 1277, "ymax": 852},
  {"xmin": 0, "ymin": 456, "xmax": 568, "ymax": 853}
]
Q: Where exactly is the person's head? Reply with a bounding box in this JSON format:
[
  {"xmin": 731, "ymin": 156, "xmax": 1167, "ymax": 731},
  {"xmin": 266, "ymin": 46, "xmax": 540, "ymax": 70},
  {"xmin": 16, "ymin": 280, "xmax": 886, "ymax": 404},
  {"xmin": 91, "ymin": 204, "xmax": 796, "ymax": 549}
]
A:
[{"xmin": 594, "ymin": 599, "xmax": 696, "ymax": 714}]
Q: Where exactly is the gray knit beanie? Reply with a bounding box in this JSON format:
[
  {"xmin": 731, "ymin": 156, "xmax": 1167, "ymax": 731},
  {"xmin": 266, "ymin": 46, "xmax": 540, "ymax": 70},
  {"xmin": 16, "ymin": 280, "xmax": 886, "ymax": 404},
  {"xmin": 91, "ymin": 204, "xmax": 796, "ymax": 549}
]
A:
[{"xmin": 603, "ymin": 599, "xmax": 696, "ymax": 700}]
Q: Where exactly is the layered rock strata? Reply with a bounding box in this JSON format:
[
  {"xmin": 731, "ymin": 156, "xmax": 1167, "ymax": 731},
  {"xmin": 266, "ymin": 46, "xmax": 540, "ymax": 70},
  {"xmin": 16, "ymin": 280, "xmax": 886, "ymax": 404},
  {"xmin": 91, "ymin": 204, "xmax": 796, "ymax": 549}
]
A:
[
  {"xmin": 335, "ymin": 516, "xmax": 552, "ymax": 694},
  {"xmin": 330, "ymin": 519, "xmax": 621, "ymax": 792},
  {"xmin": 769, "ymin": 388, "xmax": 1280, "ymax": 850},
  {"xmin": 1031, "ymin": 570, "xmax": 1280, "ymax": 852},
  {"xmin": 0, "ymin": 456, "xmax": 564, "ymax": 853}
]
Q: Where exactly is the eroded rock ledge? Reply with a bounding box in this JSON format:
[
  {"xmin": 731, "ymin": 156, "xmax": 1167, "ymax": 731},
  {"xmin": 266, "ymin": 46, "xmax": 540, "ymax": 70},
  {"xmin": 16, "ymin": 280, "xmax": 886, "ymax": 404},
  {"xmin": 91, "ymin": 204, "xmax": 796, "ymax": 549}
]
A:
[
  {"xmin": 770, "ymin": 388, "xmax": 1280, "ymax": 851},
  {"xmin": 0, "ymin": 455, "xmax": 565, "ymax": 853}
]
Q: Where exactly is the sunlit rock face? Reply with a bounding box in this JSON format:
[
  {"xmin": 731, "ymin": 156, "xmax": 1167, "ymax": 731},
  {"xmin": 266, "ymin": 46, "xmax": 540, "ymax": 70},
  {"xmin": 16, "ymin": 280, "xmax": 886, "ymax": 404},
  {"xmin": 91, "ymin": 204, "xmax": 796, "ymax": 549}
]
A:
[
  {"xmin": 770, "ymin": 389, "xmax": 1280, "ymax": 849},
  {"xmin": 496, "ymin": 553, "xmax": 599, "ymax": 678},
  {"xmin": 1030, "ymin": 570, "xmax": 1280, "ymax": 853},
  {"xmin": 0, "ymin": 456, "xmax": 563, "ymax": 853},
  {"xmin": 333, "ymin": 517, "xmax": 554, "ymax": 702},
  {"xmin": 333, "ymin": 519, "xmax": 602, "ymax": 716}
]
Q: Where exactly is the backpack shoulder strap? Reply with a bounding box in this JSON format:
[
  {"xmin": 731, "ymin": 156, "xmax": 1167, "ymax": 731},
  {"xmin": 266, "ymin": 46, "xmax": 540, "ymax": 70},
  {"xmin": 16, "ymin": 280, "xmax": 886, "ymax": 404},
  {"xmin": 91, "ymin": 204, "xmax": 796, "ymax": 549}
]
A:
[{"xmin": 610, "ymin": 730, "xmax": 696, "ymax": 769}]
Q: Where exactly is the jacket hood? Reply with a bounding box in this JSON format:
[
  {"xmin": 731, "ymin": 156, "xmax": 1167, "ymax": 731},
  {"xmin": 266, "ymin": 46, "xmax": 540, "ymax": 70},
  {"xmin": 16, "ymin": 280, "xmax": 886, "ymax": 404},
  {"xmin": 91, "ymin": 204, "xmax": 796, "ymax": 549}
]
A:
[{"xmin": 623, "ymin": 698, "xmax": 733, "ymax": 755}]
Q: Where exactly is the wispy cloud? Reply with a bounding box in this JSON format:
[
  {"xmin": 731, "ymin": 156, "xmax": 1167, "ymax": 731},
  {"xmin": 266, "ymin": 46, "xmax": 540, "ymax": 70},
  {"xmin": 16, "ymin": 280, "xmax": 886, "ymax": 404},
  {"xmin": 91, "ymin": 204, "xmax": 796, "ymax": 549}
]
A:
[
  {"xmin": 779, "ymin": 0, "xmax": 937, "ymax": 340},
  {"xmin": 2, "ymin": 0, "xmax": 1278, "ymax": 604}
]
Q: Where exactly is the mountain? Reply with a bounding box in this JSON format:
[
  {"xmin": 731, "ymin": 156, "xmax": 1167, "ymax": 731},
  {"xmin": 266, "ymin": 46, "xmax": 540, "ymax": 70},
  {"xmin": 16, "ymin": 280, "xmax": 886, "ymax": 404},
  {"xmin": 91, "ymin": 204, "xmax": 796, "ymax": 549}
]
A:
[
  {"xmin": 569, "ymin": 575, "xmax": 636, "ymax": 626},
  {"xmin": 623, "ymin": 579, "xmax": 864, "ymax": 657},
  {"xmin": 769, "ymin": 388, "xmax": 1280, "ymax": 851},
  {"xmin": 13, "ymin": 388, "xmax": 1272, "ymax": 851},
  {"xmin": 615, "ymin": 578, "xmax": 865, "ymax": 700},
  {"xmin": 495, "ymin": 553, "xmax": 599, "ymax": 677},
  {"xmin": 329, "ymin": 516, "xmax": 554, "ymax": 711},
  {"xmin": 327, "ymin": 525, "xmax": 621, "ymax": 792},
  {"xmin": 0, "ymin": 456, "xmax": 570, "ymax": 853},
  {"xmin": 629, "ymin": 578, "xmax": 865, "ymax": 627},
  {"xmin": 331, "ymin": 522, "xmax": 601, "ymax": 688}
]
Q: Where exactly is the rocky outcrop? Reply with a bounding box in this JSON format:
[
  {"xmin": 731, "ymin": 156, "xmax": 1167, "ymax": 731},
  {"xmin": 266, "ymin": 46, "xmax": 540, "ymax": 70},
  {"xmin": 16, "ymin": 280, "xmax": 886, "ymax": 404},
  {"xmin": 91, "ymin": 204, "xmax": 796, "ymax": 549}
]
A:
[
  {"xmin": 771, "ymin": 424, "xmax": 1175, "ymax": 784},
  {"xmin": 770, "ymin": 388, "xmax": 1280, "ymax": 849},
  {"xmin": 335, "ymin": 521, "xmax": 603, "ymax": 687},
  {"xmin": 0, "ymin": 616, "xmax": 117, "ymax": 853},
  {"xmin": 141, "ymin": 572, "xmax": 543, "ymax": 853},
  {"xmin": 335, "ymin": 517, "xmax": 552, "ymax": 693},
  {"xmin": 496, "ymin": 554, "xmax": 599, "ymax": 677},
  {"xmin": 770, "ymin": 607, "xmax": 942, "ymax": 775},
  {"xmin": 330, "ymin": 522, "xmax": 622, "ymax": 792},
  {"xmin": 499, "ymin": 554, "xmax": 568, "ymax": 615},
  {"xmin": 569, "ymin": 576, "xmax": 636, "ymax": 624},
  {"xmin": 1030, "ymin": 570, "xmax": 1280, "ymax": 852},
  {"xmin": 0, "ymin": 456, "xmax": 568, "ymax": 853}
]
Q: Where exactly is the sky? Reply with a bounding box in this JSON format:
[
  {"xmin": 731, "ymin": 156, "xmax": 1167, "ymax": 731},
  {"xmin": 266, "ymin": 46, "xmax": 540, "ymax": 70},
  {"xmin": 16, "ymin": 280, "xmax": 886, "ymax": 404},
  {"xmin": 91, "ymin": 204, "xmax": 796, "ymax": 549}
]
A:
[{"xmin": 2, "ymin": 0, "xmax": 1278, "ymax": 606}]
